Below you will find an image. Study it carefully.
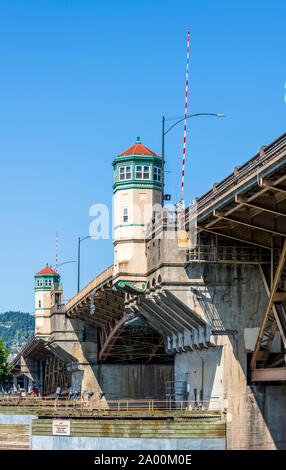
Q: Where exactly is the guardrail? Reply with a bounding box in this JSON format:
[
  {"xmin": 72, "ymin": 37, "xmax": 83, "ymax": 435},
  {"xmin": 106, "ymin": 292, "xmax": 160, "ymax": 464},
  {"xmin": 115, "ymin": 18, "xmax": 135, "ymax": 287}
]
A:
[
  {"xmin": 145, "ymin": 211, "xmax": 177, "ymax": 240},
  {"xmin": 0, "ymin": 395, "xmax": 220, "ymax": 412},
  {"xmin": 193, "ymin": 133, "xmax": 286, "ymax": 215},
  {"xmin": 189, "ymin": 244, "xmax": 270, "ymax": 263},
  {"xmin": 145, "ymin": 134, "xmax": 286, "ymax": 239},
  {"xmin": 104, "ymin": 399, "xmax": 220, "ymax": 411}
]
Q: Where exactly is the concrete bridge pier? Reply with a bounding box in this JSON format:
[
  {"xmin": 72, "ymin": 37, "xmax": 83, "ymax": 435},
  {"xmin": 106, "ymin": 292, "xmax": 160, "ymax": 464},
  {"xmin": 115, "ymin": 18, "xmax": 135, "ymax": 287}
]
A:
[
  {"xmin": 169, "ymin": 261, "xmax": 286, "ymax": 449},
  {"xmin": 49, "ymin": 308, "xmax": 103, "ymax": 400}
]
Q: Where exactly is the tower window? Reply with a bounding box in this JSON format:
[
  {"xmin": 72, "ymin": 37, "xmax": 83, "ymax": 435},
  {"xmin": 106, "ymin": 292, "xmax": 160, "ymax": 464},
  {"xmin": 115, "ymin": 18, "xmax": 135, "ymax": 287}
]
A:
[
  {"xmin": 135, "ymin": 165, "xmax": 142, "ymax": 179},
  {"xmin": 44, "ymin": 280, "xmax": 48, "ymax": 286},
  {"xmin": 48, "ymin": 279, "xmax": 52, "ymax": 286},
  {"xmin": 143, "ymin": 166, "xmax": 150, "ymax": 179},
  {"xmin": 123, "ymin": 207, "xmax": 128, "ymax": 223},
  {"xmin": 38, "ymin": 300, "xmax": 41, "ymax": 308},
  {"xmin": 119, "ymin": 166, "xmax": 131, "ymax": 181},
  {"xmin": 154, "ymin": 167, "xmax": 162, "ymax": 182}
]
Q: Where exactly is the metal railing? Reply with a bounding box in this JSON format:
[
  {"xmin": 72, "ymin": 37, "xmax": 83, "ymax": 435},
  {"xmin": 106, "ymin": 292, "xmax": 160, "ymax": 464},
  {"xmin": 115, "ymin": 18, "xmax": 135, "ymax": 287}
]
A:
[
  {"xmin": 0, "ymin": 395, "xmax": 221, "ymax": 412},
  {"xmin": 66, "ymin": 265, "xmax": 114, "ymax": 312},
  {"xmin": 190, "ymin": 133, "xmax": 286, "ymax": 217},
  {"xmin": 105, "ymin": 399, "xmax": 220, "ymax": 412},
  {"xmin": 188, "ymin": 244, "xmax": 270, "ymax": 263},
  {"xmin": 145, "ymin": 134, "xmax": 286, "ymax": 238},
  {"xmin": 145, "ymin": 211, "xmax": 177, "ymax": 240}
]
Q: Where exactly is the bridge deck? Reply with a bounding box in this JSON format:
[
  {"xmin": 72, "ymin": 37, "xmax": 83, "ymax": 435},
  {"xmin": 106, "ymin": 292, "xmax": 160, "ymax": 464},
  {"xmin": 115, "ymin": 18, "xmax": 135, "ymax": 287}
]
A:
[
  {"xmin": 192, "ymin": 132, "xmax": 286, "ymax": 223},
  {"xmin": 66, "ymin": 264, "xmax": 114, "ymax": 312}
]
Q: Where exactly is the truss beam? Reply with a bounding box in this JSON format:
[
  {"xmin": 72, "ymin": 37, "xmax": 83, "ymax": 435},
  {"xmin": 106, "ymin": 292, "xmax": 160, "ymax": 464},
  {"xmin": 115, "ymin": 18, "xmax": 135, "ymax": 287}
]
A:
[
  {"xmin": 203, "ymin": 174, "xmax": 286, "ymax": 230},
  {"xmin": 250, "ymin": 239, "xmax": 286, "ymax": 370},
  {"xmin": 235, "ymin": 194, "xmax": 286, "ymax": 218},
  {"xmin": 212, "ymin": 210, "xmax": 286, "ymax": 237},
  {"xmin": 197, "ymin": 224, "xmax": 271, "ymax": 250}
]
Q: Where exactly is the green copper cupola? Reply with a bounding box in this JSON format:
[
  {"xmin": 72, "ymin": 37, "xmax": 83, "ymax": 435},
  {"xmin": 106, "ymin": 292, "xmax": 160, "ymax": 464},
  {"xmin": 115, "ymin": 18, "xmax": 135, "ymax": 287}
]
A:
[
  {"xmin": 35, "ymin": 264, "xmax": 60, "ymax": 291},
  {"xmin": 112, "ymin": 137, "xmax": 162, "ymax": 194}
]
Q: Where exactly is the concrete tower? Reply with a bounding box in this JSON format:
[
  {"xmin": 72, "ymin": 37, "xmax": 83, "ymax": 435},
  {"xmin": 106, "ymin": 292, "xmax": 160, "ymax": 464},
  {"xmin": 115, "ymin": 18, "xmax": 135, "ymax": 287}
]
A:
[
  {"xmin": 34, "ymin": 265, "xmax": 62, "ymax": 337},
  {"xmin": 113, "ymin": 137, "xmax": 162, "ymax": 284}
]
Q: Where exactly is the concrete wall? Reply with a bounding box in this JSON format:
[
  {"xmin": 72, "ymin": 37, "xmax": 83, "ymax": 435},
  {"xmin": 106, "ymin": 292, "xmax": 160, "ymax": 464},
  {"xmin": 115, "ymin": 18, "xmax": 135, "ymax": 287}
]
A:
[
  {"xmin": 175, "ymin": 347, "xmax": 223, "ymax": 408},
  {"xmin": 69, "ymin": 363, "xmax": 173, "ymax": 400},
  {"xmin": 0, "ymin": 410, "xmax": 225, "ymax": 450},
  {"xmin": 97, "ymin": 363, "xmax": 173, "ymax": 400},
  {"xmin": 145, "ymin": 235, "xmax": 286, "ymax": 450},
  {"xmin": 0, "ymin": 413, "xmax": 225, "ymax": 450},
  {"xmin": 174, "ymin": 263, "xmax": 286, "ymax": 449},
  {"xmin": 0, "ymin": 414, "xmax": 37, "ymax": 425},
  {"xmin": 50, "ymin": 310, "xmax": 173, "ymax": 400},
  {"xmin": 31, "ymin": 435, "xmax": 225, "ymax": 450}
]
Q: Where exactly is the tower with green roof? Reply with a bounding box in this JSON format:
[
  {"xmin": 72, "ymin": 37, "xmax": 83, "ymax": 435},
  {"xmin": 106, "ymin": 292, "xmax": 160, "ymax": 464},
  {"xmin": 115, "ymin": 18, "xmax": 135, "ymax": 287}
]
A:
[
  {"xmin": 34, "ymin": 264, "xmax": 62, "ymax": 337},
  {"xmin": 112, "ymin": 137, "xmax": 162, "ymax": 284}
]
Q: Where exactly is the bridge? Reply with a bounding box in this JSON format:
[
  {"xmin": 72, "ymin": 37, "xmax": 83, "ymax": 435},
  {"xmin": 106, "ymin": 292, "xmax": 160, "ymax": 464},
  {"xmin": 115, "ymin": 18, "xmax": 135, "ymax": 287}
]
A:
[
  {"xmin": 186, "ymin": 132, "xmax": 286, "ymax": 380},
  {"xmin": 9, "ymin": 131, "xmax": 286, "ymax": 449}
]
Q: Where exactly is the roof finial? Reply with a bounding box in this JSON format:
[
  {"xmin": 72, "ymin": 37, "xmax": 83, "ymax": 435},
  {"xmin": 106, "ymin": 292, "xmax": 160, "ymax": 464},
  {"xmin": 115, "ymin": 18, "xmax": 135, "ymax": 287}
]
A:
[{"xmin": 136, "ymin": 136, "xmax": 141, "ymax": 143}]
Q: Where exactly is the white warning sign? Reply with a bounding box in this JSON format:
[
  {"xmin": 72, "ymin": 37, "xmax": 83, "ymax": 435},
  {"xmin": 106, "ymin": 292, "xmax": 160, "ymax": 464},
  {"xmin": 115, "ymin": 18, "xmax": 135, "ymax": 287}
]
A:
[{"xmin": 52, "ymin": 419, "xmax": 71, "ymax": 436}]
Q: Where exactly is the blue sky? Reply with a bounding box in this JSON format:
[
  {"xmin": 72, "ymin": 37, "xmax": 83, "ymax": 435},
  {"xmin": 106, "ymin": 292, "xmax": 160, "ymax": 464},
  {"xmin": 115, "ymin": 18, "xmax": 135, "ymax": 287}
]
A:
[{"xmin": 0, "ymin": 0, "xmax": 285, "ymax": 312}]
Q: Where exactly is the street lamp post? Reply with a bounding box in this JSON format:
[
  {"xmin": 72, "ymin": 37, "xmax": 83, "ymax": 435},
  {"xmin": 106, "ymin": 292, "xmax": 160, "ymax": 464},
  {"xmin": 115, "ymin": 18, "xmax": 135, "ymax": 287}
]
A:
[
  {"xmin": 51, "ymin": 260, "xmax": 77, "ymax": 272},
  {"xmin": 161, "ymin": 113, "xmax": 225, "ymax": 203},
  {"xmin": 77, "ymin": 236, "xmax": 92, "ymax": 293},
  {"xmin": 57, "ymin": 261, "xmax": 77, "ymax": 270}
]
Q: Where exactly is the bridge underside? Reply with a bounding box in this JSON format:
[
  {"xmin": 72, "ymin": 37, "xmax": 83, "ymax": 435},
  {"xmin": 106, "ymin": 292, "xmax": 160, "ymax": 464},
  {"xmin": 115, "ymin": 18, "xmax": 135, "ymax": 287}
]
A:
[
  {"xmin": 66, "ymin": 280, "xmax": 172, "ymax": 364},
  {"xmin": 11, "ymin": 337, "xmax": 72, "ymax": 396},
  {"xmin": 197, "ymin": 171, "xmax": 286, "ymax": 251},
  {"xmin": 188, "ymin": 134, "xmax": 286, "ymax": 381}
]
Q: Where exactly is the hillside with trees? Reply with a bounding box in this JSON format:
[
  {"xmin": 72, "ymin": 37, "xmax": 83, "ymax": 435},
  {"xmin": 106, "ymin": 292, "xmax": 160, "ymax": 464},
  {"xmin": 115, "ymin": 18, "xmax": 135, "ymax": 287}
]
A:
[
  {"xmin": 0, "ymin": 311, "xmax": 34, "ymax": 355},
  {"xmin": 0, "ymin": 338, "xmax": 12, "ymax": 384}
]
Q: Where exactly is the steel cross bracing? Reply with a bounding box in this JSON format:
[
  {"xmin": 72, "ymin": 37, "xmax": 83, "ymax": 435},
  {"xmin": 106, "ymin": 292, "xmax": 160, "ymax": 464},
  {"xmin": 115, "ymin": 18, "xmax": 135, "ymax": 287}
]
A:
[
  {"xmin": 44, "ymin": 355, "xmax": 71, "ymax": 396},
  {"xmin": 249, "ymin": 239, "xmax": 286, "ymax": 372}
]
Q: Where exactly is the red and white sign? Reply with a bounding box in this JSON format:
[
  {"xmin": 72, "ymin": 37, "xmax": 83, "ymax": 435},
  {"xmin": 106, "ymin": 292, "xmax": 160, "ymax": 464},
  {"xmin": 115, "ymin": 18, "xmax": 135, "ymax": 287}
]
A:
[{"xmin": 52, "ymin": 420, "xmax": 70, "ymax": 436}]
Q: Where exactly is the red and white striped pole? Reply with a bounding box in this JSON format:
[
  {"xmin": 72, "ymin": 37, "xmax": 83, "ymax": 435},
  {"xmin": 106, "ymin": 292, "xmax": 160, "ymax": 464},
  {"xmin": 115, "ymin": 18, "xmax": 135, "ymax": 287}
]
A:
[
  {"xmin": 56, "ymin": 231, "xmax": 59, "ymax": 272},
  {"xmin": 180, "ymin": 27, "xmax": 190, "ymax": 204}
]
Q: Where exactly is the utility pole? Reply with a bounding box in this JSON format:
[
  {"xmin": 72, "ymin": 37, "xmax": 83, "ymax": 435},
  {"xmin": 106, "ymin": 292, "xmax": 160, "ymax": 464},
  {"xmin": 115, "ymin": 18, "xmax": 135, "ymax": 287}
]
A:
[
  {"xmin": 180, "ymin": 27, "xmax": 190, "ymax": 206},
  {"xmin": 77, "ymin": 236, "xmax": 80, "ymax": 293},
  {"xmin": 161, "ymin": 113, "xmax": 225, "ymax": 206},
  {"xmin": 162, "ymin": 115, "xmax": 165, "ymax": 204},
  {"xmin": 77, "ymin": 236, "xmax": 92, "ymax": 293}
]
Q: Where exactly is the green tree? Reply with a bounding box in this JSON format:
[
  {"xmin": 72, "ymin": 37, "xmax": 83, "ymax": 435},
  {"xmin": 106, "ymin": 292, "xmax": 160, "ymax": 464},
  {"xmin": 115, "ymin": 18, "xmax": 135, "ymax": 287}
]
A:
[{"xmin": 0, "ymin": 338, "xmax": 12, "ymax": 380}]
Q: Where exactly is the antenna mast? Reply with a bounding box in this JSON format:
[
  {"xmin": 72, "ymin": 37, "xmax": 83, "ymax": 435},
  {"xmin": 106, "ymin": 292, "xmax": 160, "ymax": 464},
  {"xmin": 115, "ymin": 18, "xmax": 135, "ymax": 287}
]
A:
[
  {"xmin": 56, "ymin": 231, "xmax": 59, "ymax": 272},
  {"xmin": 180, "ymin": 27, "xmax": 190, "ymax": 206}
]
